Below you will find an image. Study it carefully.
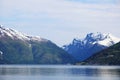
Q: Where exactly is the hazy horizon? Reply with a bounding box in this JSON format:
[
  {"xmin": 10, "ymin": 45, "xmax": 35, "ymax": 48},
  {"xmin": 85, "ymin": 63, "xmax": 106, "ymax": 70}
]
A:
[{"xmin": 1, "ymin": 0, "xmax": 120, "ymax": 46}]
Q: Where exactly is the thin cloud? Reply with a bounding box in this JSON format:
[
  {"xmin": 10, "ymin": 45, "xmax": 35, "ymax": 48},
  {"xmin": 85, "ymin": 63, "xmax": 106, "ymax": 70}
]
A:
[{"xmin": 67, "ymin": 0, "xmax": 120, "ymax": 4}]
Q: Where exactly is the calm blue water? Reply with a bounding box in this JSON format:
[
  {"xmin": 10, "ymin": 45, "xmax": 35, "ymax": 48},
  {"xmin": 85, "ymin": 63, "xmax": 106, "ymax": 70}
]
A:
[{"xmin": 0, "ymin": 65, "xmax": 120, "ymax": 80}]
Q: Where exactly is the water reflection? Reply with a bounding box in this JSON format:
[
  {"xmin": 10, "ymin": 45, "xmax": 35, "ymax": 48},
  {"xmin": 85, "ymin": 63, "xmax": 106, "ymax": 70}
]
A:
[{"xmin": 0, "ymin": 65, "xmax": 120, "ymax": 80}]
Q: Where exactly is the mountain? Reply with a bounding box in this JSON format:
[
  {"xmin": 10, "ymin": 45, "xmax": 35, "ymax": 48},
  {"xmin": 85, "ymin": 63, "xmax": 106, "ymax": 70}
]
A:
[
  {"xmin": 63, "ymin": 32, "xmax": 120, "ymax": 61},
  {"xmin": 0, "ymin": 25, "xmax": 76, "ymax": 64},
  {"xmin": 80, "ymin": 42, "xmax": 120, "ymax": 65}
]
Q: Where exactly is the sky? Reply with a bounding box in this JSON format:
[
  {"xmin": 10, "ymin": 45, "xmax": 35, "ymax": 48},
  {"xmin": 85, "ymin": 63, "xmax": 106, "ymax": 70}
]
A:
[{"xmin": 0, "ymin": 0, "xmax": 120, "ymax": 46}]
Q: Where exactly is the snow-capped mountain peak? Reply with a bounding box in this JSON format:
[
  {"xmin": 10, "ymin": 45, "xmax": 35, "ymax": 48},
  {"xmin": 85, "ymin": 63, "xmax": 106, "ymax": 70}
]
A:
[
  {"xmin": 97, "ymin": 33, "xmax": 120, "ymax": 46},
  {"xmin": 0, "ymin": 25, "xmax": 48, "ymax": 42},
  {"xmin": 83, "ymin": 32, "xmax": 120, "ymax": 47},
  {"xmin": 85, "ymin": 32, "xmax": 106, "ymax": 42},
  {"xmin": 63, "ymin": 32, "xmax": 120, "ymax": 61},
  {"xmin": 0, "ymin": 25, "xmax": 30, "ymax": 40}
]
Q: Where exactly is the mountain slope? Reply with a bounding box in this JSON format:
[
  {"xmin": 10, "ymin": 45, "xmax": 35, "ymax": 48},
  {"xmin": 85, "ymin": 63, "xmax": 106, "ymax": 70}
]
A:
[
  {"xmin": 81, "ymin": 42, "xmax": 120, "ymax": 65},
  {"xmin": 0, "ymin": 25, "xmax": 76, "ymax": 64},
  {"xmin": 63, "ymin": 32, "xmax": 120, "ymax": 61}
]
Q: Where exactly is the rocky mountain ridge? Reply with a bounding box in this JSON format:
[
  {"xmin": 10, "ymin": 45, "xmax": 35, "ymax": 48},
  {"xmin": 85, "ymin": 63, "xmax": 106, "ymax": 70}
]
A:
[{"xmin": 63, "ymin": 32, "xmax": 120, "ymax": 61}]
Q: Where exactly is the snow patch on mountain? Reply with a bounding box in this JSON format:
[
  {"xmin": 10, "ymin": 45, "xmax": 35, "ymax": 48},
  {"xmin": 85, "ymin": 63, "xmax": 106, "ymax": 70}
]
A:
[
  {"xmin": 0, "ymin": 51, "xmax": 3, "ymax": 55},
  {"xmin": 98, "ymin": 34, "xmax": 120, "ymax": 46},
  {"xmin": 83, "ymin": 33, "xmax": 120, "ymax": 47},
  {"xmin": 0, "ymin": 25, "xmax": 30, "ymax": 40}
]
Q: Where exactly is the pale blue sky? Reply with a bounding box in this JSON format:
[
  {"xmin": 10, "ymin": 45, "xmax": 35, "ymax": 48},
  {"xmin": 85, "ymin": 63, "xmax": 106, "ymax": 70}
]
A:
[
  {"xmin": 0, "ymin": 0, "xmax": 120, "ymax": 46},
  {"xmin": 68, "ymin": 0, "xmax": 119, "ymax": 4}
]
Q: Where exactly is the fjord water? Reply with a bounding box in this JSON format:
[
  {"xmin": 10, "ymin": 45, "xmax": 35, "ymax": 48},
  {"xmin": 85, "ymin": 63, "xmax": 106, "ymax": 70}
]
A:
[{"xmin": 0, "ymin": 65, "xmax": 120, "ymax": 80}]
